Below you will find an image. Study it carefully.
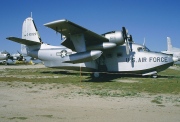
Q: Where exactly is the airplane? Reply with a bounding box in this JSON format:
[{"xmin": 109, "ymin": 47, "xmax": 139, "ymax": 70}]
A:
[
  {"xmin": 0, "ymin": 50, "xmax": 26, "ymax": 65},
  {"xmin": 9, "ymin": 52, "xmax": 26, "ymax": 61},
  {"xmin": 161, "ymin": 37, "xmax": 180, "ymax": 63},
  {"xmin": 0, "ymin": 50, "xmax": 10, "ymax": 64},
  {"xmin": 6, "ymin": 16, "xmax": 178, "ymax": 78}
]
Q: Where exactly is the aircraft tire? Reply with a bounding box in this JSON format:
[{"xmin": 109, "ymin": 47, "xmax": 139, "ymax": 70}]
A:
[
  {"xmin": 152, "ymin": 74, "xmax": 157, "ymax": 78},
  {"xmin": 93, "ymin": 72, "xmax": 100, "ymax": 78}
]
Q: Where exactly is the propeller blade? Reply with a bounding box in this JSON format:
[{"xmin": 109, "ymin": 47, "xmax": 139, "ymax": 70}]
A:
[
  {"xmin": 129, "ymin": 35, "xmax": 133, "ymax": 42},
  {"xmin": 122, "ymin": 27, "xmax": 133, "ymax": 54},
  {"xmin": 17, "ymin": 50, "xmax": 24, "ymax": 57},
  {"xmin": 122, "ymin": 27, "xmax": 127, "ymax": 39},
  {"xmin": 125, "ymin": 39, "xmax": 130, "ymax": 55},
  {"xmin": 17, "ymin": 50, "xmax": 21, "ymax": 54}
]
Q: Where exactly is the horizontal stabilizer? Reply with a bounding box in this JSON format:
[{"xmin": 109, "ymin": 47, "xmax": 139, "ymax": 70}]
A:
[
  {"xmin": 6, "ymin": 37, "xmax": 41, "ymax": 46},
  {"xmin": 63, "ymin": 50, "xmax": 102, "ymax": 63}
]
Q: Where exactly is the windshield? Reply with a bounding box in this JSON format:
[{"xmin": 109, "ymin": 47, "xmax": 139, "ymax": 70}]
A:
[{"xmin": 137, "ymin": 46, "xmax": 150, "ymax": 52}]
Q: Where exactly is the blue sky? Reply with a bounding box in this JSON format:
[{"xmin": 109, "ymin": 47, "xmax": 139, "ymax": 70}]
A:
[{"xmin": 1, "ymin": 0, "xmax": 180, "ymax": 53}]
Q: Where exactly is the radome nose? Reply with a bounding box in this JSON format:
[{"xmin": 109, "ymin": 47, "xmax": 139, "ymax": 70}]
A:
[{"xmin": 173, "ymin": 57, "xmax": 178, "ymax": 62}]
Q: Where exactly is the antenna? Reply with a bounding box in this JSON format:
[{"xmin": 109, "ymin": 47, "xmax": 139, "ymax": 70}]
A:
[{"xmin": 143, "ymin": 37, "xmax": 146, "ymax": 46}]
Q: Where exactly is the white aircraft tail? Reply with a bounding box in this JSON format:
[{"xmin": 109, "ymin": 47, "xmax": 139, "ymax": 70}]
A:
[
  {"xmin": 22, "ymin": 17, "xmax": 42, "ymax": 42},
  {"xmin": 167, "ymin": 37, "xmax": 172, "ymax": 51},
  {"xmin": 21, "ymin": 17, "xmax": 42, "ymax": 55}
]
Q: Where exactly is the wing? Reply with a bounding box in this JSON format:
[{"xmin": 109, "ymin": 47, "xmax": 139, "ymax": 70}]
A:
[{"xmin": 44, "ymin": 19, "xmax": 108, "ymax": 51}]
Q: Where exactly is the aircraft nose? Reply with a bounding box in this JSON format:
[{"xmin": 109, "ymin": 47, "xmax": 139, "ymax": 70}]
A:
[{"xmin": 172, "ymin": 57, "xmax": 178, "ymax": 62}]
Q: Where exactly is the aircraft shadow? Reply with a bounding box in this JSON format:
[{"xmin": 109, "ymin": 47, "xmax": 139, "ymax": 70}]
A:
[
  {"xmin": 157, "ymin": 75, "xmax": 179, "ymax": 78},
  {"xmin": 84, "ymin": 74, "xmax": 148, "ymax": 82},
  {"xmin": 41, "ymin": 71, "xmax": 179, "ymax": 82},
  {"xmin": 85, "ymin": 74, "xmax": 179, "ymax": 82},
  {"xmin": 41, "ymin": 70, "xmax": 91, "ymax": 76}
]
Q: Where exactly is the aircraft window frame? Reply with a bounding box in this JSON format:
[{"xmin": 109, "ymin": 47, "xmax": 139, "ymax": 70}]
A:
[{"xmin": 137, "ymin": 47, "xmax": 150, "ymax": 52}]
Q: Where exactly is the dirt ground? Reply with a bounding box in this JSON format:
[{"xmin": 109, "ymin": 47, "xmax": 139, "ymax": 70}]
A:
[{"xmin": 0, "ymin": 65, "xmax": 180, "ymax": 122}]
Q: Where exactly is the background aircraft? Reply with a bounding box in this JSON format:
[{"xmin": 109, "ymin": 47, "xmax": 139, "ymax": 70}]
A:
[
  {"xmin": 9, "ymin": 52, "xmax": 26, "ymax": 61},
  {"xmin": 161, "ymin": 37, "xmax": 180, "ymax": 64},
  {"xmin": 0, "ymin": 50, "xmax": 26, "ymax": 65},
  {"xmin": 0, "ymin": 50, "xmax": 10, "ymax": 64},
  {"xmin": 6, "ymin": 17, "xmax": 178, "ymax": 78}
]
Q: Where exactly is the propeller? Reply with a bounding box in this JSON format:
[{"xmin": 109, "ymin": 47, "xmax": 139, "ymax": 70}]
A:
[
  {"xmin": 122, "ymin": 27, "xmax": 130, "ymax": 54},
  {"xmin": 122, "ymin": 27, "xmax": 133, "ymax": 54},
  {"xmin": 17, "ymin": 50, "xmax": 22, "ymax": 56},
  {"xmin": 6, "ymin": 53, "xmax": 10, "ymax": 59},
  {"xmin": 17, "ymin": 51, "xmax": 25, "ymax": 61},
  {"xmin": 129, "ymin": 35, "xmax": 133, "ymax": 42},
  {"xmin": 2, "ymin": 50, "xmax": 10, "ymax": 59}
]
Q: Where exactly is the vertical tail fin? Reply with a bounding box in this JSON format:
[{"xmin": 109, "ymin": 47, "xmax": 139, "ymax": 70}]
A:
[
  {"xmin": 22, "ymin": 17, "xmax": 42, "ymax": 42},
  {"xmin": 167, "ymin": 37, "xmax": 172, "ymax": 51},
  {"xmin": 21, "ymin": 17, "xmax": 42, "ymax": 55}
]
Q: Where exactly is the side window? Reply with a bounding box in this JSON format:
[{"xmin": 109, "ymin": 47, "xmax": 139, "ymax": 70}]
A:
[
  {"xmin": 117, "ymin": 52, "xmax": 122, "ymax": 57},
  {"xmin": 138, "ymin": 47, "xmax": 143, "ymax": 52}
]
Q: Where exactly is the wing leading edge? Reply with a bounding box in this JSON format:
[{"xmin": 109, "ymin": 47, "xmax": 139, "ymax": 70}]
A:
[{"xmin": 44, "ymin": 19, "xmax": 109, "ymax": 51}]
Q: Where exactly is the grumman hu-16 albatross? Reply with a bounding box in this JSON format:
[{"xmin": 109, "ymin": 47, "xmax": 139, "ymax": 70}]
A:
[{"xmin": 6, "ymin": 17, "xmax": 178, "ymax": 78}]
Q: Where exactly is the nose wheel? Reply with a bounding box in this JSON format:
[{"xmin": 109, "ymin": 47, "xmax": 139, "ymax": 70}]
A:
[
  {"xmin": 92, "ymin": 72, "xmax": 106, "ymax": 79},
  {"xmin": 152, "ymin": 74, "xmax": 157, "ymax": 78}
]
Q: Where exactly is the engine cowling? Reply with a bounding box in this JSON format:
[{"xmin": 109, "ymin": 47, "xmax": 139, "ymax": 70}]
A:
[{"xmin": 103, "ymin": 31, "xmax": 125, "ymax": 45}]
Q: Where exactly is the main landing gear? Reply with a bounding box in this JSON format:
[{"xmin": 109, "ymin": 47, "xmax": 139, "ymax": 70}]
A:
[
  {"xmin": 93, "ymin": 72, "xmax": 100, "ymax": 78},
  {"xmin": 93, "ymin": 55, "xmax": 107, "ymax": 78}
]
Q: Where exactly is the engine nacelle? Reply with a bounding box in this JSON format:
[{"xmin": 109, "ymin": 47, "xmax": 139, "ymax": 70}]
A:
[
  {"xmin": 103, "ymin": 31, "xmax": 125, "ymax": 45},
  {"xmin": 87, "ymin": 42, "xmax": 116, "ymax": 50}
]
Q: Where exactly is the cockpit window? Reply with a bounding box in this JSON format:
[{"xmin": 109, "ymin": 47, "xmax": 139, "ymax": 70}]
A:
[
  {"xmin": 137, "ymin": 46, "xmax": 150, "ymax": 52},
  {"xmin": 138, "ymin": 47, "xmax": 143, "ymax": 52}
]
